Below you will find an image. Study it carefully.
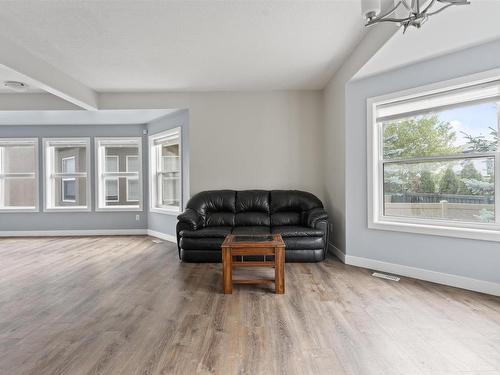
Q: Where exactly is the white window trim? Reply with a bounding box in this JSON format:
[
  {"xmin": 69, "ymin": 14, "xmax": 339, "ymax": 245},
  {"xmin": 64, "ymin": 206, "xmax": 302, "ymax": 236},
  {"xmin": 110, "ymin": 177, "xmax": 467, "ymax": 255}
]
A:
[
  {"xmin": 0, "ymin": 138, "xmax": 39, "ymax": 213},
  {"xmin": 125, "ymin": 155, "xmax": 140, "ymax": 202},
  {"xmin": 43, "ymin": 138, "xmax": 91, "ymax": 212},
  {"xmin": 94, "ymin": 137, "xmax": 143, "ymax": 212},
  {"xmin": 61, "ymin": 156, "xmax": 76, "ymax": 203},
  {"xmin": 368, "ymin": 68, "xmax": 500, "ymax": 242},
  {"xmin": 149, "ymin": 128, "xmax": 182, "ymax": 215}
]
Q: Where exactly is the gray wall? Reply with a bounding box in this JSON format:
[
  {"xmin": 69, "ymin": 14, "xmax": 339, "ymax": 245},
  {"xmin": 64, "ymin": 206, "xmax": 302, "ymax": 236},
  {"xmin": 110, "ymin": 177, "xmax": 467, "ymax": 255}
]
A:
[
  {"xmin": 147, "ymin": 110, "xmax": 189, "ymax": 237},
  {"xmin": 322, "ymin": 23, "xmax": 397, "ymax": 253},
  {"xmin": 0, "ymin": 124, "xmax": 148, "ymax": 231},
  {"xmin": 345, "ymin": 39, "xmax": 500, "ymax": 284},
  {"xmin": 99, "ymin": 91, "xmax": 325, "ymax": 201}
]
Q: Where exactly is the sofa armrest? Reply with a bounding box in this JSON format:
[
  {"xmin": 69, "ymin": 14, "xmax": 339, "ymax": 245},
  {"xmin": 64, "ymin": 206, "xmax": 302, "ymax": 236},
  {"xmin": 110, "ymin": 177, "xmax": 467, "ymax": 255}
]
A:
[
  {"xmin": 303, "ymin": 208, "xmax": 328, "ymax": 228},
  {"xmin": 177, "ymin": 208, "xmax": 203, "ymax": 231}
]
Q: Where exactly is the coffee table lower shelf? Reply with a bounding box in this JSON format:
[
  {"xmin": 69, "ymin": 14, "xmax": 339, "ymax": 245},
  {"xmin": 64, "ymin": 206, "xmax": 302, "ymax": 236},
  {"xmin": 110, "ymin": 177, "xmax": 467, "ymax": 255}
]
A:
[{"xmin": 221, "ymin": 234, "xmax": 285, "ymax": 294}]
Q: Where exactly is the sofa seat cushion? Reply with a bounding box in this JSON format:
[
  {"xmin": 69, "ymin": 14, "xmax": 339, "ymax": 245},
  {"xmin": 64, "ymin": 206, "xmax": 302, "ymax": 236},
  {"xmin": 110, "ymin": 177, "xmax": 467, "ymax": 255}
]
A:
[
  {"xmin": 181, "ymin": 226, "xmax": 232, "ymax": 238},
  {"xmin": 231, "ymin": 226, "xmax": 270, "ymax": 235},
  {"xmin": 271, "ymin": 226, "xmax": 324, "ymax": 237},
  {"xmin": 282, "ymin": 237, "xmax": 324, "ymax": 250},
  {"xmin": 180, "ymin": 237, "xmax": 224, "ymax": 251}
]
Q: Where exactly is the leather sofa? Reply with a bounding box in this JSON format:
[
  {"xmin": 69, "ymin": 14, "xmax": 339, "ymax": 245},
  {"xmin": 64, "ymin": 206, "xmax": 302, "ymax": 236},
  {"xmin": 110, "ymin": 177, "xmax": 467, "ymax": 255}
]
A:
[{"xmin": 176, "ymin": 190, "xmax": 329, "ymax": 262}]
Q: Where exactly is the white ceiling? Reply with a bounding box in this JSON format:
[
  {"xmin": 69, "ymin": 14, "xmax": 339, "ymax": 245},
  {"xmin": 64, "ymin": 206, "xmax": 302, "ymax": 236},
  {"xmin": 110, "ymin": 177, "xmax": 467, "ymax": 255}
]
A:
[
  {"xmin": 0, "ymin": 109, "xmax": 178, "ymax": 126},
  {"xmin": 0, "ymin": 65, "xmax": 44, "ymax": 93},
  {"xmin": 0, "ymin": 1, "xmax": 367, "ymax": 92},
  {"xmin": 356, "ymin": 0, "xmax": 500, "ymax": 79}
]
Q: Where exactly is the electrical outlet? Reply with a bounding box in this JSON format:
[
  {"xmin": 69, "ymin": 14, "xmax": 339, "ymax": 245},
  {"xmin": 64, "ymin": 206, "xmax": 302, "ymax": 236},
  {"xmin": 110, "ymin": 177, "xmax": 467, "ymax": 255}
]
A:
[{"xmin": 135, "ymin": 214, "xmax": 140, "ymax": 221}]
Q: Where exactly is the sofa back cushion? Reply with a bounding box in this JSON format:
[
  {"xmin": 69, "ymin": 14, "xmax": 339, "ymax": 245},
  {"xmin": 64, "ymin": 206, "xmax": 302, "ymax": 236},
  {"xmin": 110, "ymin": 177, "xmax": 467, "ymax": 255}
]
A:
[
  {"xmin": 186, "ymin": 190, "xmax": 236, "ymax": 227},
  {"xmin": 235, "ymin": 190, "xmax": 270, "ymax": 226},
  {"xmin": 270, "ymin": 190, "xmax": 323, "ymax": 226}
]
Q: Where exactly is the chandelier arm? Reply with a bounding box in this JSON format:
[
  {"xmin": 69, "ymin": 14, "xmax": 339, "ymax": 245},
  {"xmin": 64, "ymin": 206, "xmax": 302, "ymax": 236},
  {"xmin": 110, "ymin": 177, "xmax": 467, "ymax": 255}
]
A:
[
  {"xmin": 400, "ymin": 0, "xmax": 412, "ymax": 11},
  {"xmin": 366, "ymin": 16, "xmax": 413, "ymax": 26},
  {"xmin": 437, "ymin": 0, "xmax": 470, "ymax": 4},
  {"xmin": 421, "ymin": 0, "xmax": 437, "ymax": 14}
]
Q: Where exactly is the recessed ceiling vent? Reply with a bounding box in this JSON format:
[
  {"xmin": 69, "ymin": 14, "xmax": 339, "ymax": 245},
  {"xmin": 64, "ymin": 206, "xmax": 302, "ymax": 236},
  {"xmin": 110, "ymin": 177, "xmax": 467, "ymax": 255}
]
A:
[{"xmin": 3, "ymin": 80, "xmax": 28, "ymax": 92}]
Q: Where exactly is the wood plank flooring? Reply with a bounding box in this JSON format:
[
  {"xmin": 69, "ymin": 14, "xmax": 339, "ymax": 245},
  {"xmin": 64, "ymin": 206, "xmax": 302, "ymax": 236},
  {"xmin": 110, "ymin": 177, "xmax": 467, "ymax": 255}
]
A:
[{"xmin": 0, "ymin": 236, "xmax": 499, "ymax": 375}]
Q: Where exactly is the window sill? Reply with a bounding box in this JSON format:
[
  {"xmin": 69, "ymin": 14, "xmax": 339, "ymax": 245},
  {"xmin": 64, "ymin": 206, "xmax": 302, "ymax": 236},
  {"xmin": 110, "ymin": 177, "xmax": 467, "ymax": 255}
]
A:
[
  {"xmin": 0, "ymin": 208, "xmax": 39, "ymax": 213},
  {"xmin": 95, "ymin": 206, "xmax": 143, "ymax": 212},
  {"xmin": 44, "ymin": 207, "xmax": 91, "ymax": 213},
  {"xmin": 150, "ymin": 207, "xmax": 181, "ymax": 216},
  {"xmin": 369, "ymin": 218, "xmax": 500, "ymax": 242}
]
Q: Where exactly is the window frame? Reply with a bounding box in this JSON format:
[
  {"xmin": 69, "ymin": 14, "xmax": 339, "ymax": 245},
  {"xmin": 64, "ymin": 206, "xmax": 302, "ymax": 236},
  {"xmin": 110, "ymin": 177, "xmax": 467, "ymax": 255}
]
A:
[
  {"xmin": 368, "ymin": 69, "xmax": 500, "ymax": 242},
  {"xmin": 94, "ymin": 137, "xmax": 143, "ymax": 212},
  {"xmin": 149, "ymin": 127, "xmax": 182, "ymax": 215},
  {"xmin": 43, "ymin": 137, "xmax": 91, "ymax": 212},
  {"xmin": 0, "ymin": 138, "xmax": 39, "ymax": 213}
]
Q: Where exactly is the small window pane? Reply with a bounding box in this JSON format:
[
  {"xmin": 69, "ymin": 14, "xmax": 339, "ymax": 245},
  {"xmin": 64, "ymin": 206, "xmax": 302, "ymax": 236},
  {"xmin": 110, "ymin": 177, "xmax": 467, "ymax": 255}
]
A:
[
  {"xmin": 383, "ymin": 158, "xmax": 495, "ymax": 223},
  {"xmin": 62, "ymin": 178, "xmax": 76, "ymax": 202},
  {"xmin": 127, "ymin": 156, "xmax": 139, "ymax": 173},
  {"xmin": 383, "ymin": 102, "xmax": 498, "ymax": 160},
  {"xmin": 55, "ymin": 147, "xmax": 86, "ymax": 173},
  {"xmin": 105, "ymin": 156, "xmax": 118, "ymax": 172},
  {"xmin": 62, "ymin": 157, "xmax": 75, "ymax": 174},
  {"xmin": 53, "ymin": 176, "xmax": 87, "ymax": 207},
  {"xmin": 161, "ymin": 175, "xmax": 181, "ymax": 208},
  {"xmin": 105, "ymin": 178, "xmax": 119, "ymax": 202},
  {"xmin": 161, "ymin": 144, "xmax": 180, "ymax": 173},
  {"xmin": 3, "ymin": 145, "xmax": 36, "ymax": 174},
  {"xmin": 127, "ymin": 178, "xmax": 139, "ymax": 202},
  {"xmin": 3, "ymin": 177, "xmax": 36, "ymax": 208}
]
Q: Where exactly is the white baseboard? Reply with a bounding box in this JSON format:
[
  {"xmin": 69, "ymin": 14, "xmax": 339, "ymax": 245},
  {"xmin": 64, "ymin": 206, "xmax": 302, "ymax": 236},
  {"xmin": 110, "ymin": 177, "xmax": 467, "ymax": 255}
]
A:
[
  {"xmin": 0, "ymin": 229, "xmax": 148, "ymax": 237},
  {"xmin": 345, "ymin": 254, "xmax": 500, "ymax": 297},
  {"xmin": 328, "ymin": 242, "xmax": 346, "ymax": 263},
  {"xmin": 147, "ymin": 229, "xmax": 176, "ymax": 243}
]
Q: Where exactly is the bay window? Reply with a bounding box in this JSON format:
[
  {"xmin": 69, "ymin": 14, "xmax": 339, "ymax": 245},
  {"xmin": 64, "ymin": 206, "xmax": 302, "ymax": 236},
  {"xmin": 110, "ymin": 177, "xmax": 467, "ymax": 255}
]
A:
[
  {"xmin": 44, "ymin": 138, "xmax": 90, "ymax": 211},
  {"xmin": 95, "ymin": 138, "xmax": 142, "ymax": 211},
  {"xmin": 149, "ymin": 128, "xmax": 182, "ymax": 213},
  {"xmin": 368, "ymin": 75, "xmax": 500, "ymax": 240},
  {"xmin": 0, "ymin": 138, "xmax": 38, "ymax": 212}
]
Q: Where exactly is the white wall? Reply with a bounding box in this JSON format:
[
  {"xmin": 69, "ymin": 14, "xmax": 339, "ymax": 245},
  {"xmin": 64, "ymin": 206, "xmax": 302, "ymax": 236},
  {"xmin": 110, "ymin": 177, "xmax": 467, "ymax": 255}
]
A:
[
  {"xmin": 323, "ymin": 24, "xmax": 397, "ymax": 253},
  {"xmin": 344, "ymin": 39, "xmax": 500, "ymax": 289},
  {"xmin": 100, "ymin": 90, "xmax": 325, "ymax": 200}
]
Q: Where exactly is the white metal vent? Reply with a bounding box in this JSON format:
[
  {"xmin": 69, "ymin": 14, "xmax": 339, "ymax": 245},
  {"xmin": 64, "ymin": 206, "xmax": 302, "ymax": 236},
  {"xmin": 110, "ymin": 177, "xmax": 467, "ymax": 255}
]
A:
[{"xmin": 372, "ymin": 272, "xmax": 400, "ymax": 282}]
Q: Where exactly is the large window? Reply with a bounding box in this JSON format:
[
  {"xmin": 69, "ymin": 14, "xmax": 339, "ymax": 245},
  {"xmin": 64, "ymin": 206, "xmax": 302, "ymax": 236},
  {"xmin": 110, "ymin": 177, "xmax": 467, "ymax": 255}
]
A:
[
  {"xmin": 95, "ymin": 138, "xmax": 142, "ymax": 211},
  {"xmin": 149, "ymin": 128, "xmax": 182, "ymax": 213},
  {"xmin": 0, "ymin": 139, "xmax": 38, "ymax": 212},
  {"xmin": 369, "ymin": 75, "xmax": 500, "ymax": 241},
  {"xmin": 44, "ymin": 138, "xmax": 90, "ymax": 211}
]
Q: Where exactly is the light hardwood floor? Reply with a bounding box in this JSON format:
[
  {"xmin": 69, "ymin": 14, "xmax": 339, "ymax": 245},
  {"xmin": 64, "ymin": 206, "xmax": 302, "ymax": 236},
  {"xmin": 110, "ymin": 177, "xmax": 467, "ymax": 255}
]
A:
[{"xmin": 0, "ymin": 236, "xmax": 499, "ymax": 375}]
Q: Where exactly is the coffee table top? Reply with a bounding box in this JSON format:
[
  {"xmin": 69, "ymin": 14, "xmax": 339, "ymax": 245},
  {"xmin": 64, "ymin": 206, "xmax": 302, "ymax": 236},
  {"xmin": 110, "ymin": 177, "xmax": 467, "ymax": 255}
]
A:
[{"xmin": 222, "ymin": 234, "xmax": 284, "ymax": 248}]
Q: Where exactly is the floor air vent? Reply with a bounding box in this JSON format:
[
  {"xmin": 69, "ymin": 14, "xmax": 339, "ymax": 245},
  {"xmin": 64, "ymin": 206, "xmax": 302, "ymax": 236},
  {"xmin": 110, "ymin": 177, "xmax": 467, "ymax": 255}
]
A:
[
  {"xmin": 372, "ymin": 272, "xmax": 400, "ymax": 282},
  {"xmin": 152, "ymin": 239, "xmax": 163, "ymax": 244}
]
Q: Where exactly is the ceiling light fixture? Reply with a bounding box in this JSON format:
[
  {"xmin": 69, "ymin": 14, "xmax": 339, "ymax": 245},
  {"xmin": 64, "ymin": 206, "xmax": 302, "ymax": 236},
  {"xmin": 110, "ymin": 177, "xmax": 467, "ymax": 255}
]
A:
[
  {"xmin": 3, "ymin": 80, "xmax": 29, "ymax": 92},
  {"xmin": 362, "ymin": 0, "xmax": 470, "ymax": 33}
]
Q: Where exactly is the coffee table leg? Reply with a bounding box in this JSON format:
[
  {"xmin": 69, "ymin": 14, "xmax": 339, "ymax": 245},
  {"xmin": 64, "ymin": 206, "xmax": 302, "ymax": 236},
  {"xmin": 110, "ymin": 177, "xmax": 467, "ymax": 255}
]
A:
[
  {"xmin": 222, "ymin": 247, "xmax": 233, "ymax": 294},
  {"xmin": 275, "ymin": 246, "xmax": 285, "ymax": 294}
]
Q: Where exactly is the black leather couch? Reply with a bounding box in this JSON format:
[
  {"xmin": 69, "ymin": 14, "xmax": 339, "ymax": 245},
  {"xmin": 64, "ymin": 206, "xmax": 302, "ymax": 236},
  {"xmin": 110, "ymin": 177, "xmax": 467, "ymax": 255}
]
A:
[{"xmin": 176, "ymin": 190, "xmax": 329, "ymax": 262}]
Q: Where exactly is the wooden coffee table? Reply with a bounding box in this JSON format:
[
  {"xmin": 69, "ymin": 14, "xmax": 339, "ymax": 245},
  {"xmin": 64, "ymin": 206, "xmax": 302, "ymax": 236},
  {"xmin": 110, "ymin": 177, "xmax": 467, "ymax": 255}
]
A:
[{"xmin": 221, "ymin": 234, "xmax": 285, "ymax": 294}]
